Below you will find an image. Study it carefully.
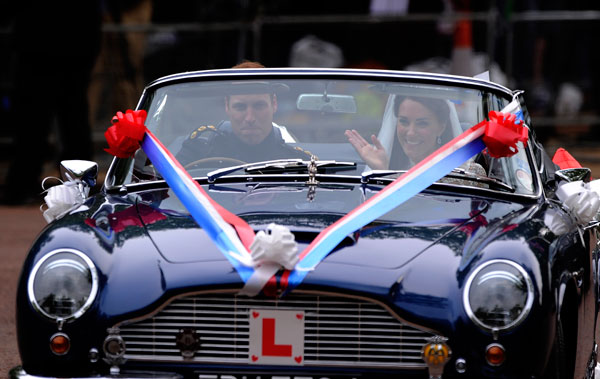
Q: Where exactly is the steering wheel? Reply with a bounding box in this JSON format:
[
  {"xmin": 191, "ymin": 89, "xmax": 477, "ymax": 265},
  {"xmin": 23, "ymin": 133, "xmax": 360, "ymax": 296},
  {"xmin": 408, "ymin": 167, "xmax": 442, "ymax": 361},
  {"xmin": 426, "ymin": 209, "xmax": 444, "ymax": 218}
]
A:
[{"xmin": 183, "ymin": 157, "xmax": 246, "ymax": 170}]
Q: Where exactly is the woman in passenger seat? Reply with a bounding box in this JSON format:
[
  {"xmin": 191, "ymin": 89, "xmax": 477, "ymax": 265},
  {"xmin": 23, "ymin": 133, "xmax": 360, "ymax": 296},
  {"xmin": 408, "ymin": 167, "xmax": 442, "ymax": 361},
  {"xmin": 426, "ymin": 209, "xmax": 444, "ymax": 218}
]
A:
[
  {"xmin": 345, "ymin": 96, "xmax": 451, "ymax": 170},
  {"xmin": 345, "ymin": 95, "xmax": 486, "ymax": 181}
]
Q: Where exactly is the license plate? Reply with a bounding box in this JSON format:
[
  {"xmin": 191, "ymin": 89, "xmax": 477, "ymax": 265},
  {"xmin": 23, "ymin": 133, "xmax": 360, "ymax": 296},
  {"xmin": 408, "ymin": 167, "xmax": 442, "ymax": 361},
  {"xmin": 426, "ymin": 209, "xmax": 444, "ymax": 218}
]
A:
[{"xmin": 248, "ymin": 309, "xmax": 305, "ymax": 366}]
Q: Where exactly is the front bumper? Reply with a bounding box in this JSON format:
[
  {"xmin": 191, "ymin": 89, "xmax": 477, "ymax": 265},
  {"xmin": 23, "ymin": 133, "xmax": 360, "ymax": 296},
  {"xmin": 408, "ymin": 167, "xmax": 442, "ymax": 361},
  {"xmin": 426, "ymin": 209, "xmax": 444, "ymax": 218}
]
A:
[{"xmin": 9, "ymin": 367, "xmax": 182, "ymax": 379}]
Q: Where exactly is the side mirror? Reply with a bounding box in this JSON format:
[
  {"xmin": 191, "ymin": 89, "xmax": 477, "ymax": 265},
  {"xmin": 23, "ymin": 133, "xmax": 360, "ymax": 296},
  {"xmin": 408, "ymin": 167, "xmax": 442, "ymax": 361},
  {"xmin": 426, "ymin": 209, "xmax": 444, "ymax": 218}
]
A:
[
  {"xmin": 60, "ymin": 160, "xmax": 98, "ymax": 187},
  {"xmin": 555, "ymin": 168, "xmax": 591, "ymax": 184}
]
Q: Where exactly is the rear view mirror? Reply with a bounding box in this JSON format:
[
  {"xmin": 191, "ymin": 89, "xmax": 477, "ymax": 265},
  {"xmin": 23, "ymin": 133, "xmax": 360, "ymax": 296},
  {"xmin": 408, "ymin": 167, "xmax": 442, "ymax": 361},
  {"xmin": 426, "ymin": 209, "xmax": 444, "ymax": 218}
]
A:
[{"xmin": 297, "ymin": 94, "xmax": 357, "ymax": 113}]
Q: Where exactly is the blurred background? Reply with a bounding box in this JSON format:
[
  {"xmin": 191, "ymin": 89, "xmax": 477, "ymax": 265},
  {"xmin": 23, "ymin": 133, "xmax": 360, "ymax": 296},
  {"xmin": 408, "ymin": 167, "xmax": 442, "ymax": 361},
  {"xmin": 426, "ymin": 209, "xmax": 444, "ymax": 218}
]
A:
[{"xmin": 1, "ymin": 0, "xmax": 600, "ymax": 204}]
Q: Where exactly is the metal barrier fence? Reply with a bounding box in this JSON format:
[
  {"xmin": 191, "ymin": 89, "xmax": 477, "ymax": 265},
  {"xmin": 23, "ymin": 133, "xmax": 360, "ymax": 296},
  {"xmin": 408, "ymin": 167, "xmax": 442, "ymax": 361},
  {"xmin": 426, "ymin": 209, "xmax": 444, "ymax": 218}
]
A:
[{"xmin": 1, "ymin": 9, "xmax": 600, "ymax": 155}]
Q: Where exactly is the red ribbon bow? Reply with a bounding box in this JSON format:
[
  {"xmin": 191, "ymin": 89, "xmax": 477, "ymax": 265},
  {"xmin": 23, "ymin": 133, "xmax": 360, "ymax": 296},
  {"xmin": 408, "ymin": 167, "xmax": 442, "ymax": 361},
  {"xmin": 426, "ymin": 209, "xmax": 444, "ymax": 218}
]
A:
[
  {"xmin": 482, "ymin": 111, "xmax": 528, "ymax": 158},
  {"xmin": 104, "ymin": 110, "xmax": 148, "ymax": 158},
  {"xmin": 552, "ymin": 147, "xmax": 582, "ymax": 170}
]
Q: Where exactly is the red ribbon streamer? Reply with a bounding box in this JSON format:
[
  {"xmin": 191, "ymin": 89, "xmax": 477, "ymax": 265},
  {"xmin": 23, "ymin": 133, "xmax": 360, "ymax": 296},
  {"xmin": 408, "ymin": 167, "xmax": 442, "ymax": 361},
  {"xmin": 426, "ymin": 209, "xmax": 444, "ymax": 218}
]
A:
[
  {"xmin": 103, "ymin": 109, "xmax": 528, "ymax": 246},
  {"xmin": 104, "ymin": 109, "xmax": 255, "ymax": 249},
  {"xmin": 104, "ymin": 108, "xmax": 529, "ymax": 295},
  {"xmin": 482, "ymin": 111, "xmax": 528, "ymax": 158}
]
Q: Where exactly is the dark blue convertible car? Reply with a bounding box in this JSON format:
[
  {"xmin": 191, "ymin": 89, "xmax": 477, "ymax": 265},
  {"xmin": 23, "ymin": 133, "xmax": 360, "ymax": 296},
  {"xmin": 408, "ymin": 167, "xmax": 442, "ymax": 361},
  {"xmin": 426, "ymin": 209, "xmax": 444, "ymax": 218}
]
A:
[{"xmin": 11, "ymin": 68, "xmax": 600, "ymax": 378}]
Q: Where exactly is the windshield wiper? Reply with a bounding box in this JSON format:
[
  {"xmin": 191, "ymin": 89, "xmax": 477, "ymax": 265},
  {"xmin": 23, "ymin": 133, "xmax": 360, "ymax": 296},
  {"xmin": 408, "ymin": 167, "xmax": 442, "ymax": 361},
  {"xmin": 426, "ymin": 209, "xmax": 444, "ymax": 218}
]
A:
[
  {"xmin": 246, "ymin": 160, "xmax": 356, "ymax": 174},
  {"xmin": 360, "ymin": 169, "xmax": 406, "ymax": 183},
  {"xmin": 207, "ymin": 159, "xmax": 302, "ymax": 183},
  {"xmin": 206, "ymin": 159, "xmax": 356, "ymax": 183},
  {"xmin": 444, "ymin": 168, "xmax": 515, "ymax": 192},
  {"xmin": 360, "ymin": 168, "xmax": 514, "ymax": 192}
]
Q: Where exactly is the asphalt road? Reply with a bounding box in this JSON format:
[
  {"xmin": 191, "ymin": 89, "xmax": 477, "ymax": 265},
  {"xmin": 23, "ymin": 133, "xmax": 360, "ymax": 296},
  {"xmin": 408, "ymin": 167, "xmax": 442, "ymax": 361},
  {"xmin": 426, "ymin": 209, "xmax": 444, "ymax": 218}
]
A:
[{"xmin": 0, "ymin": 205, "xmax": 46, "ymax": 377}]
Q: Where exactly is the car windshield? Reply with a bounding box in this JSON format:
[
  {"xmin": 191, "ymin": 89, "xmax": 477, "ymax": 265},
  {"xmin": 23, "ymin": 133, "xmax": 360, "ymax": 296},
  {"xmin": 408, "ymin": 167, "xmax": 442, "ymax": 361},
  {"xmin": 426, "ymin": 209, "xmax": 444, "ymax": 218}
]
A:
[{"xmin": 114, "ymin": 77, "xmax": 536, "ymax": 195}]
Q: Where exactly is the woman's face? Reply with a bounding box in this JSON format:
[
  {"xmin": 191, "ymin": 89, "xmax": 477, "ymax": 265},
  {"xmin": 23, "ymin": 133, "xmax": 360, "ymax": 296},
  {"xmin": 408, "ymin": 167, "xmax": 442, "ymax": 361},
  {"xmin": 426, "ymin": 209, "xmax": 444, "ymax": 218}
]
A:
[{"xmin": 396, "ymin": 99, "xmax": 446, "ymax": 164}]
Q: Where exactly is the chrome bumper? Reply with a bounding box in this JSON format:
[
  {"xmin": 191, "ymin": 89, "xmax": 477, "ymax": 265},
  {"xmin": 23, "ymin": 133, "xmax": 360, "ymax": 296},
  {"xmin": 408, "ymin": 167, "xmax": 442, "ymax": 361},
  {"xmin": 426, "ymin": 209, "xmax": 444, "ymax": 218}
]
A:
[{"xmin": 9, "ymin": 367, "xmax": 182, "ymax": 379}]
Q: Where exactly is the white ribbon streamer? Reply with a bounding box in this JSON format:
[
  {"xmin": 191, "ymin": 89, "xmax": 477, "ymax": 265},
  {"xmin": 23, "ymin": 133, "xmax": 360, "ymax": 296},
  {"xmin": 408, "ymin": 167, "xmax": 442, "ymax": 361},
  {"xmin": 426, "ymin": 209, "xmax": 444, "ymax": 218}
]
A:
[{"xmin": 237, "ymin": 223, "xmax": 299, "ymax": 296}]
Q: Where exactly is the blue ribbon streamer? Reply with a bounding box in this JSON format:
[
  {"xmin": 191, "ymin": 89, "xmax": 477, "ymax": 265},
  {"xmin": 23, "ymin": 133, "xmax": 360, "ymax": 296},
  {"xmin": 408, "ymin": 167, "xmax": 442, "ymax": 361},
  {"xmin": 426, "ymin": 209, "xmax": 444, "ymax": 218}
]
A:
[
  {"xmin": 286, "ymin": 138, "xmax": 486, "ymax": 290},
  {"xmin": 141, "ymin": 134, "xmax": 255, "ymax": 282},
  {"xmin": 136, "ymin": 99, "xmax": 524, "ymax": 295}
]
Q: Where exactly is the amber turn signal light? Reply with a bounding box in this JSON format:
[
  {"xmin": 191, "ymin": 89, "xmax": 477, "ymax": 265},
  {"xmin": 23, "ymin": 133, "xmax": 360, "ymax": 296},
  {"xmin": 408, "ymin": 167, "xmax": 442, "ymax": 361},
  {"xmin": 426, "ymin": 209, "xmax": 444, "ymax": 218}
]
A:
[
  {"xmin": 49, "ymin": 333, "xmax": 70, "ymax": 355},
  {"xmin": 485, "ymin": 343, "xmax": 505, "ymax": 366}
]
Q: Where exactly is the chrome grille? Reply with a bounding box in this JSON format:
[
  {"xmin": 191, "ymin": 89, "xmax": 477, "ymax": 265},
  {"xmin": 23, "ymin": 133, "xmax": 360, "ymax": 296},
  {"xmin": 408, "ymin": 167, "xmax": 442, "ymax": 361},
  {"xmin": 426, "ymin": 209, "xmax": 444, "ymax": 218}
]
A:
[{"xmin": 118, "ymin": 291, "xmax": 434, "ymax": 368}]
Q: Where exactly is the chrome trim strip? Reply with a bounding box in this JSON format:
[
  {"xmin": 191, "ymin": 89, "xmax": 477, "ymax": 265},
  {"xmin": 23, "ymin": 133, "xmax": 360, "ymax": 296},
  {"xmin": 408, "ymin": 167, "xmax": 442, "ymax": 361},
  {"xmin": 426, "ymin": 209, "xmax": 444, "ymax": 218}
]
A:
[
  {"xmin": 9, "ymin": 367, "xmax": 182, "ymax": 379},
  {"xmin": 526, "ymin": 138, "xmax": 545, "ymax": 200},
  {"xmin": 146, "ymin": 68, "xmax": 513, "ymax": 95}
]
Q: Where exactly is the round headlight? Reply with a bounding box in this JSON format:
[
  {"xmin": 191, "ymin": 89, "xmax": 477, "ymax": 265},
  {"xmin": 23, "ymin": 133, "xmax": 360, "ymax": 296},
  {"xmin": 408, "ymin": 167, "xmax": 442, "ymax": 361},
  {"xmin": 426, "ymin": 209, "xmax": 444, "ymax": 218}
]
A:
[
  {"xmin": 28, "ymin": 249, "xmax": 98, "ymax": 322},
  {"xmin": 463, "ymin": 259, "xmax": 534, "ymax": 332}
]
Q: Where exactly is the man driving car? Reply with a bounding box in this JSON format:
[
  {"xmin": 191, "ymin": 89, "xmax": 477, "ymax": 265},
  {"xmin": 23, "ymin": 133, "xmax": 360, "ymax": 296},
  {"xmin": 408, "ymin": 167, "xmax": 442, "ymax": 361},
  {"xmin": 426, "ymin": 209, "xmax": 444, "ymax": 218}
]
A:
[{"xmin": 176, "ymin": 62, "xmax": 311, "ymax": 166}]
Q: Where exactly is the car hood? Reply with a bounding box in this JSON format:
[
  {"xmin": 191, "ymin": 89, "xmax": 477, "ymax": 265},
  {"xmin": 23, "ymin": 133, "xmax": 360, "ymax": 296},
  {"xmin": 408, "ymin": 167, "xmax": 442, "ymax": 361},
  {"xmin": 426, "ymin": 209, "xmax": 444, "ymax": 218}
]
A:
[
  {"xmin": 138, "ymin": 183, "xmax": 527, "ymax": 270},
  {"xmin": 87, "ymin": 183, "xmax": 542, "ymax": 328}
]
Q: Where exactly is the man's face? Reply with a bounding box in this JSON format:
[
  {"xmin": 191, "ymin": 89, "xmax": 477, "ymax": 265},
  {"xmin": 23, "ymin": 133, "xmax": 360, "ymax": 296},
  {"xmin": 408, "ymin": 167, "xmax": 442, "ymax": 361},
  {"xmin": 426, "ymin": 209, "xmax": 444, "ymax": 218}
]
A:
[{"xmin": 225, "ymin": 93, "xmax": 277, "ymax": 145}]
